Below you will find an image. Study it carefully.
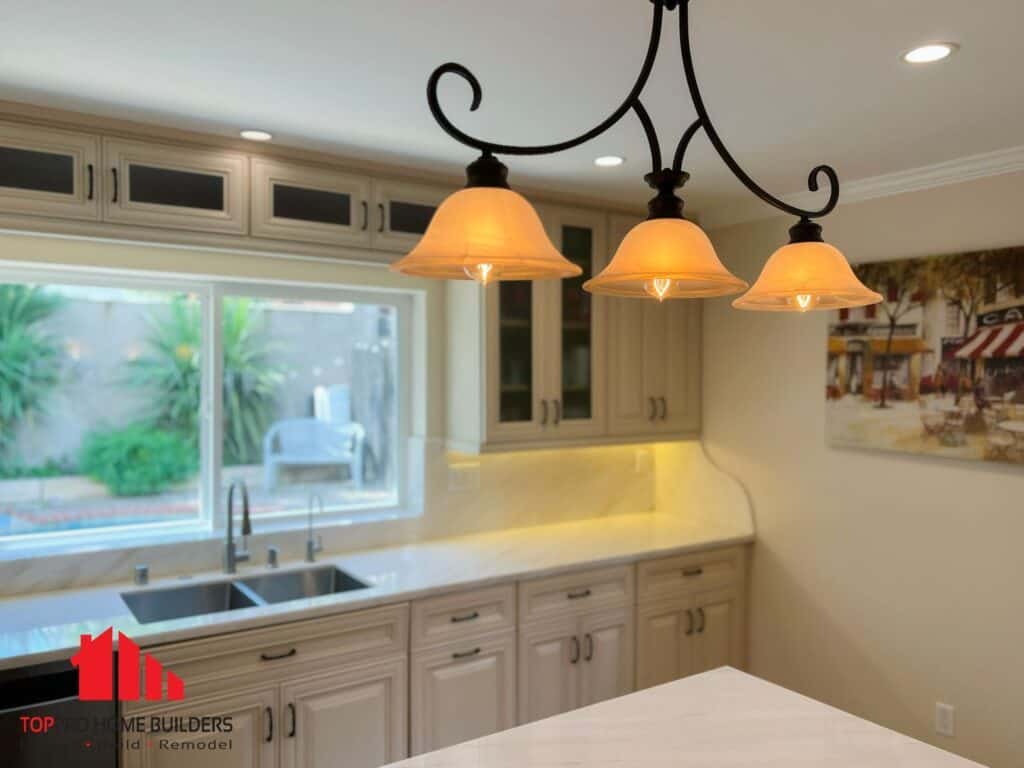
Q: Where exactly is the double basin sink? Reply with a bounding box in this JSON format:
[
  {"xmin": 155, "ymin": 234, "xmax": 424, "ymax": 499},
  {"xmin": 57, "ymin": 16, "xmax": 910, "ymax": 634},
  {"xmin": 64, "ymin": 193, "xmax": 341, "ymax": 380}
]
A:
[{"xmin": 121, "ymin": 565, "xmax": 368, "ymax": 625}]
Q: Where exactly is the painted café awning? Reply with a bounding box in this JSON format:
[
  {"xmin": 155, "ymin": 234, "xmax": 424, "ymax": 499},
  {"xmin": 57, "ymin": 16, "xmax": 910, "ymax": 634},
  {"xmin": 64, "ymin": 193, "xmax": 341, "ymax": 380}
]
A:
[{"xmin": 955, "ymin": 322, "xmax": 1024, "ymax": 359}]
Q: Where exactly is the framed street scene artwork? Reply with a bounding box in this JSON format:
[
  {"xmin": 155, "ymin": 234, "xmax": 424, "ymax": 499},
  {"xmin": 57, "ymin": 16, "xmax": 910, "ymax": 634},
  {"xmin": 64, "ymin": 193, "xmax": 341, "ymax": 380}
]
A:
[{"xmin": 827, "ymin": 245, "xmax": 1024, "ymax": 465}]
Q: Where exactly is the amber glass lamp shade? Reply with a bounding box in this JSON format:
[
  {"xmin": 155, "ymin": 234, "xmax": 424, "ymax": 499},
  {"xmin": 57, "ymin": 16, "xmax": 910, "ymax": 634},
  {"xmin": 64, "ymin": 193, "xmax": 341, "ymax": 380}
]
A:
[
  {"xmin": 389, "ymin": 162, "xmax": 580, "ymax": 284},
  {"xmin": 732, "ymin": 220, "xmax": 882, "ymax": 312},
  {"xmin": 583, "ymin": 217, "xmax": 748, "ymax": 300}
]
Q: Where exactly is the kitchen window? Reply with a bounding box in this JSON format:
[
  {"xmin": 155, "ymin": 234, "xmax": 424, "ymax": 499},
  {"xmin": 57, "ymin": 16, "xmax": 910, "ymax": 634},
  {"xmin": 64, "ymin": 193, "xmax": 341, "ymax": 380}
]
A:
[{"xmin": 0, "ymin": 268, "xmax": 408, "ymax": 550}]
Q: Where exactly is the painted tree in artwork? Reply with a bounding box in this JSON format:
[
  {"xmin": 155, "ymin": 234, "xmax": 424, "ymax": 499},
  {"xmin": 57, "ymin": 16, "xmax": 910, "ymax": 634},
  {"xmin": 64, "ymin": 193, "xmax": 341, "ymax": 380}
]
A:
[
  {"xmin": 930, "ymin": 249, "xmax": 1019, "ymax": 338},
  {"xmin": 855, "ymin": 259, "xmax": 932, "ymax": 408}
]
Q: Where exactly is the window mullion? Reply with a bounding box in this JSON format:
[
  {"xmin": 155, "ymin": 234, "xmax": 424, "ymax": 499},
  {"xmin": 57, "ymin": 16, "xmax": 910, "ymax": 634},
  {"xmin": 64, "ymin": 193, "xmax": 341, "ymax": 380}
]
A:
[{"xmin": 207, "ymin": 283, "xmax": 225, "ymax": 533}]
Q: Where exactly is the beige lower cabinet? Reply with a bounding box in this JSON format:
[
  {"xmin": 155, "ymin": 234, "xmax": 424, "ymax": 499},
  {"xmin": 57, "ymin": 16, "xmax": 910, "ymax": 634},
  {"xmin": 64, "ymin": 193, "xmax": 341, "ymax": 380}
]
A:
[
  {"xmin": 636, "ymin": 548, "xmax": 746, "ymax": 690},
  {"xmin": 123, "ymin": 685, "xmax": 279, "ymax": 768},
  {"xmin": 517, "ymin": 567, "xmax": 635, "ymax": 724},
  {"xmin": 410, "ymin": 631, "xmax": 516, "ymax": 753},
  {"xmin": 280, "ymin": 657, "xmax": 407, "ymax": 768},
  {"xmin": 123, "ymin": 604, "xmax": 408, "ymax": 768}
]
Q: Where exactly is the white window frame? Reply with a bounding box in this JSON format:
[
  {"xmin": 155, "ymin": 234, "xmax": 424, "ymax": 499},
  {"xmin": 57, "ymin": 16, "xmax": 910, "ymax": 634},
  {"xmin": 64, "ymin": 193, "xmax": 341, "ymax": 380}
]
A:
[{"xmin": 0, "ymin": 264, "xmax": 415, "ymax": 556}]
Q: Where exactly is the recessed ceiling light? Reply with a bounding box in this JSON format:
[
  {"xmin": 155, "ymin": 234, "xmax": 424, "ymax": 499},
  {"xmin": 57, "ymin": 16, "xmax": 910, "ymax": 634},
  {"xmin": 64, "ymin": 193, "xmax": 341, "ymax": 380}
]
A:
[
  {"xmin": 594, "ymin": 155, "xmax": 625, "ymax": 168},
  {"xmin": 240, "ymin": 129, "xmax": 273, "ymax": 142},
  {"xmin": 902, "ymin": 42, "xmax": 959, "ymax": 64}
]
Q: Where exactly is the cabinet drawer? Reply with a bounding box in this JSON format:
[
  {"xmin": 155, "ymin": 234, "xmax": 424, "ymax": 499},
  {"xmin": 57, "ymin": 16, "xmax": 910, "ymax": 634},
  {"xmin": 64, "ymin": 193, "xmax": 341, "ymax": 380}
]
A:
[
  {"xmin": 102, "ymin": 137, "xmax": 248, "ymax": 234},
  {"xmin": 519, "ymin": 565, "xmax": 633, "ymax": 624},
  {"xmin": 138, "ymin": 603, "xmax": 408, "ymax": 699},
  {"xmin": 637, "ymin": 547, "xmax": 744, "ymax": 603},
  {"xmin": 412, "ymin": 584, "xmax": 516, "ymax": 649}
]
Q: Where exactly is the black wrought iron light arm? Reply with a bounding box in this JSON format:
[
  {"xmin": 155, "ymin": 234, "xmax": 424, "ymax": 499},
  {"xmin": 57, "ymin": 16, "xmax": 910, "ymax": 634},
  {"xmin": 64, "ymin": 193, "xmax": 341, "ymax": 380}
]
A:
[
  {"xmin": 677, "ymin": 0, "xmax": 838, "ymax": 218},
  {"xmin": 426, "ymin": 0, "xmax": 839, "ymax": 220},
  {"xmin": 426, "ymin": 0, "xmax": 665, "ymax": 159}
]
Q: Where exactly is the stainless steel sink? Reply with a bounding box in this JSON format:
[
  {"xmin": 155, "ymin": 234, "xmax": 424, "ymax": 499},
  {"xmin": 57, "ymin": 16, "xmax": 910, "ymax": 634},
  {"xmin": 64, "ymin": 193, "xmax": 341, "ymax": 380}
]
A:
[
  {"xmin": 122, "ymin": 581, "xmax": 258, "ymax": 624},
  {"xmin": 238, "ymin": 566, "xmax": 368, "ymax": 604}
]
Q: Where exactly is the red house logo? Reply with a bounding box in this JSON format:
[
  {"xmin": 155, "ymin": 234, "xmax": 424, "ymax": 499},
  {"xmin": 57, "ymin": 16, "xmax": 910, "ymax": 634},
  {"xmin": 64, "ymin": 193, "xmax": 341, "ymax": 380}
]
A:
[{"xmin": 71, "ymin": 628, "xmax": 184, "ymax": 702}]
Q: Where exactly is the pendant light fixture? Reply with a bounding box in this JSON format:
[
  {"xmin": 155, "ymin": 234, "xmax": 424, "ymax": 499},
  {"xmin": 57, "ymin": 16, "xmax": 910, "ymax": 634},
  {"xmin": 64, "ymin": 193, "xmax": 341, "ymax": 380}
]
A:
[{"xmin": 395, "ymin": 0, "xmax": 880, "ymax": 314}]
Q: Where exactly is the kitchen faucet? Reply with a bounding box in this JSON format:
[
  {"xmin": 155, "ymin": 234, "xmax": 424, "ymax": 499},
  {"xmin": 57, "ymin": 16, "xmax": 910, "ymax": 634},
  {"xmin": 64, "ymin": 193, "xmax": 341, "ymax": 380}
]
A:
[
  {"xmin": 306, "ymin": 493, "xmax": 324, "ymax": 563},
  {"xmin": 225, "ymin": 480, "xmax": 252, "ymax": 574}
]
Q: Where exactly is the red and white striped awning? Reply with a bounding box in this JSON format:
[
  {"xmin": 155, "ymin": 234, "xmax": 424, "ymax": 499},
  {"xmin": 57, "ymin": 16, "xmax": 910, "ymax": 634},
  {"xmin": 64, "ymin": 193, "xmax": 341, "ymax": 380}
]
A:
[{"xmin": 955, "ymin": 322, "xmax": 1024, "ymax": 359}]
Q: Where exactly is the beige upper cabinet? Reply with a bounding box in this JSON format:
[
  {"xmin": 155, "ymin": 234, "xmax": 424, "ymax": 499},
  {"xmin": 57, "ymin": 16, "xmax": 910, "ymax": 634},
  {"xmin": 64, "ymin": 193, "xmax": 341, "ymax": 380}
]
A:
[
  {"xmin": 251, "ymin": 157, "xmax": 372, "ymax": 248},
  {"xmin": 122, "ymin": 686, "xmax": 279, "ymax": 768},
  {"xmin": 280, "ymin": 658, "xmax": 407, "ymax": 768},
  {"xmin": 0, "ymin": 121, "xmax": 100, "ymax": 220},
  {"xmin": 371, "ymin": 179, "xmax": 449, "ymax": 253},
  {"xmin": 447, "ymin": 205, "xmax": 609, "ymax": 452},
  {"xmin": 607, "ymin": 214, "xmax": 701, "ymax": 438},
  {"xmin": 102, "ymin": 138, "xmax": 248, "ymax": 234}
]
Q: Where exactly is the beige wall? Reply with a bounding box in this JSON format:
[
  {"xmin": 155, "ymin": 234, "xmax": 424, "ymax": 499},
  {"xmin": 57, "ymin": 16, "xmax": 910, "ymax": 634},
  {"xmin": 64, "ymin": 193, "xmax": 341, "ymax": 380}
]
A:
[{"xmin": 704, "ymin": 172, "xmax": 1024, "ymax": 768}]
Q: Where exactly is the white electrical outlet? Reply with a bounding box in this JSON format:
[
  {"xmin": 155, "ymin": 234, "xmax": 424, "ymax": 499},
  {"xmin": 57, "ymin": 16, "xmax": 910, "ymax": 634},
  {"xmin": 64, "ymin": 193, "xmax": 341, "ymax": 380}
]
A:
[{"xmin": 935, "ymin": 702, "xmax": 955, "ymax": 737}]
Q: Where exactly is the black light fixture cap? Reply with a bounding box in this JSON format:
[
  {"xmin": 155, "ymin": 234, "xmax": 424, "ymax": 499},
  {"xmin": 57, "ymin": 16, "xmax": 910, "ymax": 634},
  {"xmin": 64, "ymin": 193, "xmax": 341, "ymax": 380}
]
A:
[
  {"xmin": 788, "ymin": 217, "xmax": 824, "ymax": 243},
  {"xmin": 465, "ymin": 152, "xmax": 511, "ymax": 189},
  {"xmin": 644, "ymin": 167, "xmax": 689, "ymax": 220}
]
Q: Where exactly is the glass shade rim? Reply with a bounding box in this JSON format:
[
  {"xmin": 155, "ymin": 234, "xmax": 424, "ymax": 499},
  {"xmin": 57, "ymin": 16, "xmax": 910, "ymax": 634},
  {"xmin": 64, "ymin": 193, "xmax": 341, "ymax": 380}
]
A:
[
  {"xmin": 732, "ymin": 289, "xmax": 883, "ymax": 311},
  {"xmin": 583, "ymin": 271, "xmax": 748, "ymax": 297}
]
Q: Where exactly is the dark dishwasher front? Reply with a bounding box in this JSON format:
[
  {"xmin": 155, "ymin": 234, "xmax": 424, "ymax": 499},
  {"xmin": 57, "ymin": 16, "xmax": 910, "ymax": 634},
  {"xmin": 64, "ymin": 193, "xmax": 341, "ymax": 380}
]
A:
[{"xmin": 0, "ymin": 657, "xmax": 118, "ymax": 768}]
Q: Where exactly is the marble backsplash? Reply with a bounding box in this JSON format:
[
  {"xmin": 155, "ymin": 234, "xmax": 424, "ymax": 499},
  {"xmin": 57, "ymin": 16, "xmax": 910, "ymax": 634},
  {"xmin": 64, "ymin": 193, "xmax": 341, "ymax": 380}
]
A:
[{"xmin": 0, "ymin": 440, "xmax": 659, "ymax": 597}]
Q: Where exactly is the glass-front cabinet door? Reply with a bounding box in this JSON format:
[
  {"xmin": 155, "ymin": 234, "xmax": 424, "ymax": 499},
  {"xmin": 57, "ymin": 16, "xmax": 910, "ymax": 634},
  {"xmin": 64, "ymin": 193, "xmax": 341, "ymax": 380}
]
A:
[
  {"xmin": 543, "ymin": 207, "xmax": 607, "ymax": 439},
  {"xmin": 372, "ymin": 180, "xmax": 450, "ymax": 253},
  {"xmin": 103, "ymin": 138, "xmax": 249, "ymax": 234},
  {"xmin": 0, "ymin": 121, "xmax": 100, "ymax": 220}
]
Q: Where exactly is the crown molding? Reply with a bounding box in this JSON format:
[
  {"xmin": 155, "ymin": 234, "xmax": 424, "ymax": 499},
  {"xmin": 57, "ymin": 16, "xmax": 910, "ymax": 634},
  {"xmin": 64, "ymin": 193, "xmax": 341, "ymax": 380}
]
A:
[{"xmin": 701, "ymin": 144, "xmax": 1024, "ymax": 231}]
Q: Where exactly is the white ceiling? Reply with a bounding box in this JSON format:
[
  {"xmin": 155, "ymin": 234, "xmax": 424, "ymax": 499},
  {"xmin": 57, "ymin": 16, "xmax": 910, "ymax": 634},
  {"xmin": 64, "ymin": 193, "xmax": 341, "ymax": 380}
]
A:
[{"xmin": 2, "ymin": 0, "xmax": 1021, "ymax": 219}]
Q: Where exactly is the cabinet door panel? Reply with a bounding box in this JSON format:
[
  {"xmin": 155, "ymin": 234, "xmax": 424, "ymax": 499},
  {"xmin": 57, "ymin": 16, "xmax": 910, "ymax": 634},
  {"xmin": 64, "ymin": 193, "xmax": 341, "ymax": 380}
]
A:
[
  {"xmin": 411, "ymin": 631, "xmax": 516, "ymax": 754},
  {"xmin": 122, "ymin": 686, "xmax": 277, "ymax": 768},
  {"xmin": 636, "ymin": 598, "xmax": 695, "ymax": 690},
  {"xmin": 645, "ymin": 299, "xmax": 700, "ymax": 434},
  {"xmin": 579, "ymin": 608, "xmax": 634, "ymax": 707},
  {"xmin": 103, "ymin": 138, "xmax": 247, "ymax": 234},
  {"xmin": 543, "ymin": 207, "xmax": 607, "ymax": 439},
  {"xmin": 251, "ymin": 157, "xmax": 371, "ymax": 247},
  {"xmin": 518, "ymin": 619, "xmax": 578, "ymax": 724},
  {"xmin": 281, "ymin": 657, "xmax": 407, "ymax": 768},
  {"xmin": 371, "ymin": 180, "xmax": 449, "ymax": 253},
  {"xmin": 0, "ymin": 121, "xmax": 100, "ymax": 220},
  {"xmin": 693, "ymin": 587, "xmax": 743, "ymax": 674}
]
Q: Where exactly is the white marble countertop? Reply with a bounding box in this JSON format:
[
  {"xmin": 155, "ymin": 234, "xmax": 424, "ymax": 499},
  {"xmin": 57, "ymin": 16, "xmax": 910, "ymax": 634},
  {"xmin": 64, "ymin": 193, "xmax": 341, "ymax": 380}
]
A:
[
  {"xmin": 386, "ymin": 667, "xmax": 984, "ymax": 768},
  {"xmin": 0, "ymin": 512, "xmax": 753, "ymax": 671}
]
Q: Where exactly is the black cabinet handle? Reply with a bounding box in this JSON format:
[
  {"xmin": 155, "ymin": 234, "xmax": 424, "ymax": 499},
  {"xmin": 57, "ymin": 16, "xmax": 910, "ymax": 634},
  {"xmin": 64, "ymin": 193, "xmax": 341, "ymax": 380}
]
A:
[
  {"xmin": 265, "ymin": 706, "xmax": 273, "ymax": 742},
  {"xmin": 648, "ymin": 397, "xmax": 657, "ymax": 421},
  {"xmin": 569, "ymin": 636, "xmax": 580, "ymax": 664},
  {"xmin": 378, "ymin": 202, "xmax": 385, "ymax": 232},
  {"xmin": 584, "ymin": 633, "xmax": 594, "ymax": 661},
  {"xmin": 540, "ymin": 399, "xmax": 548, "ymax": 426},
  {"xmin": 685, "ymin": 609, "xmax": 694, "ymax": 636},
  {"xmin": 260, "ymin": 648, "xmax": 297, "ymax": 662},
  {"xmin": 696, "ymin": 607, "xmax": 706, "ymax": 634},
  {"xmin": 452, "ymin": 647, "xmax": 481, "ymax": 660},
  {"xmin": 553, "ymin": 399, "xmax": 562, "ymax": 425},
  {"xmin": 287, "ymin": 702, "xmax": 296, "ymax": 738},
  {"xmin": 682, "ymin": 567, "xmax": 703, "ymax": 578},
  {"xmin": 86, "ymin": 164, "xmax": 94, "ymax": 200},
  {"xmin": 659, "ymin": 396, "xmax": 667, "ymax": 420},
  {"xmin": 450, "ymin": 610, "xmax": 480, "ymax": 623},
  {"xmin": 361, "ymin": 200, "xmax": 368, "ymax": 230},
  {"xmin": 111, "ymin": 167, "xmax": 118, "ymax": 203},
  {"xmin": 567, "ymin": 588, "xmax": 591, "ymax": 600}
]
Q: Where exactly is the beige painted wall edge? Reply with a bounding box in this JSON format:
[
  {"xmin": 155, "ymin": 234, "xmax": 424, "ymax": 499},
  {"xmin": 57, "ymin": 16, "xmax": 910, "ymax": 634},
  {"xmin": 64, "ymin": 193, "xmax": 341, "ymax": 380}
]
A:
[{"xmin": 703, "ymin": 171, "xmax": 1024, "ymax": 768}]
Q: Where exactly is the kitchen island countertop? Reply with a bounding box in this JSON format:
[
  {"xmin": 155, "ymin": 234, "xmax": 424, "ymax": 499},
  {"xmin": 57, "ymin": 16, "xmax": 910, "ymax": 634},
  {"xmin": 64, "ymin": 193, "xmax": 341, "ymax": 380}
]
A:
[{"xmin": 384, "ymin": 667, "xmax": 983, "ymax": 768}]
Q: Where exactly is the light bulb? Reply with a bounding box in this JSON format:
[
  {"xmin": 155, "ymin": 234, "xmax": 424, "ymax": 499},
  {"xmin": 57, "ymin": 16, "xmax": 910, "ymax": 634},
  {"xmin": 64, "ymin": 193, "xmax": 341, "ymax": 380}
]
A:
[
  {"xmin": 643, "ymin": 277, "xmax": 673, "ymax": 302},
  {"xmin": 791, "ymin": 293, "xmax": 819, "ymax": 312},
  {"xmin": 464, "ymin": 262, "xmax": 502, "ymax": 285}
]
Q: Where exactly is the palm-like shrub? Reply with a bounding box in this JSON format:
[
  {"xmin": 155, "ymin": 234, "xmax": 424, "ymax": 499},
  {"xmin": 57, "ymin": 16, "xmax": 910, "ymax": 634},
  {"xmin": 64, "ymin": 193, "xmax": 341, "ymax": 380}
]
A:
[
  {"xmin": 126, "ymin": 297, "xmax": 283, "ymax": 466},
  {"xmin": 0, "ymin": 285, "xmax": 63, "ymax": 459}
]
